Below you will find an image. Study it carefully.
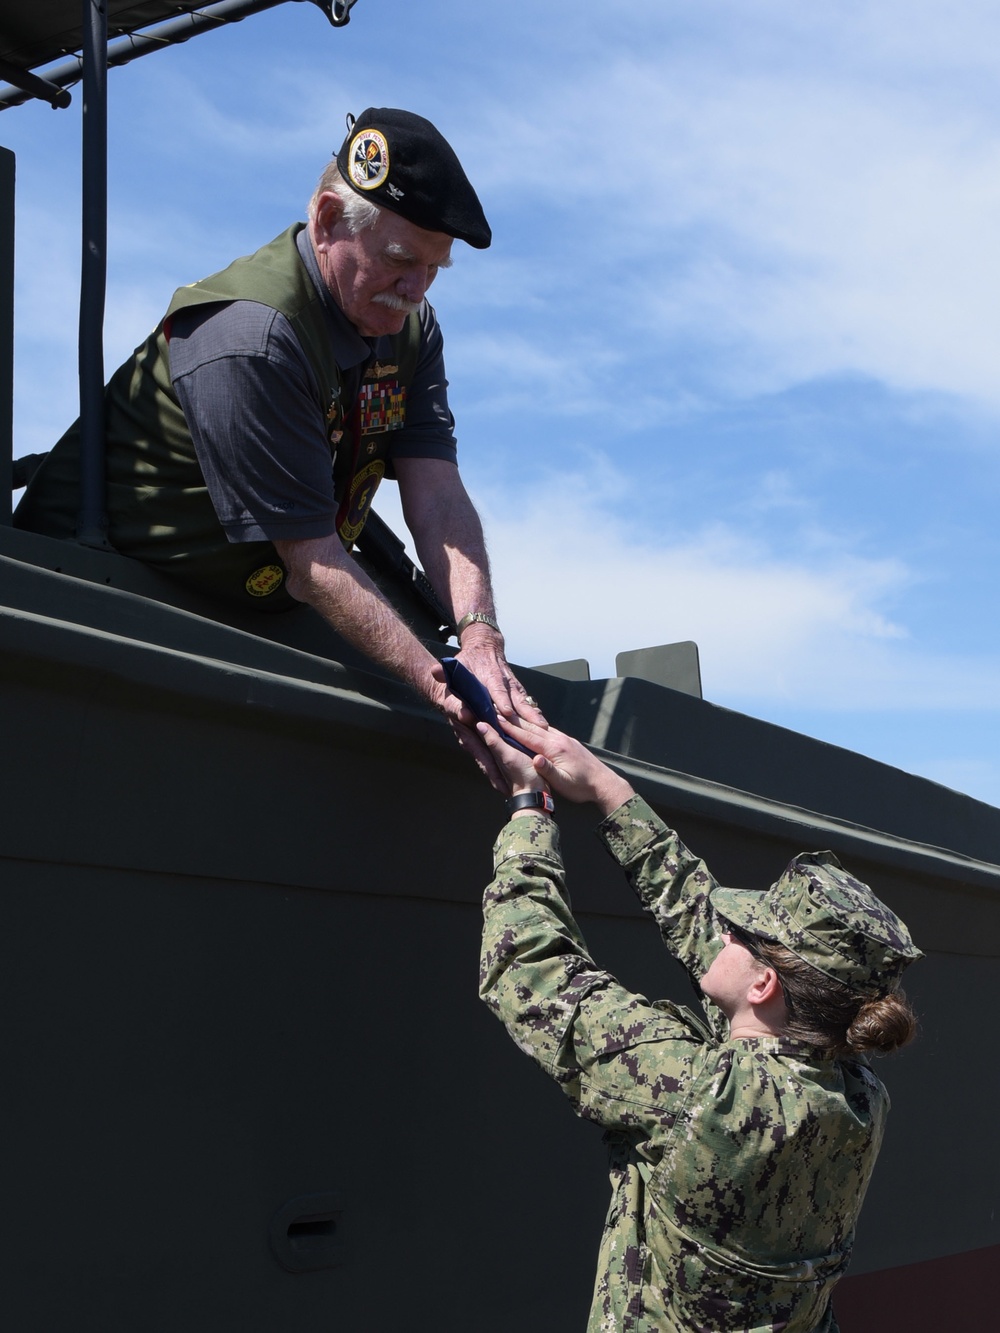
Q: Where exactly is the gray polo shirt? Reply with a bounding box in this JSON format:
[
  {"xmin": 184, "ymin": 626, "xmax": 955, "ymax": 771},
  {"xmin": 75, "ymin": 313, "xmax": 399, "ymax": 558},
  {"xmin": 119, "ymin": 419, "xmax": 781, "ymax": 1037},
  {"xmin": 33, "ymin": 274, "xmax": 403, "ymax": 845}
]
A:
[{"xmin": 167, "ymin": 228, "xmax": 458, "ymax": 543}]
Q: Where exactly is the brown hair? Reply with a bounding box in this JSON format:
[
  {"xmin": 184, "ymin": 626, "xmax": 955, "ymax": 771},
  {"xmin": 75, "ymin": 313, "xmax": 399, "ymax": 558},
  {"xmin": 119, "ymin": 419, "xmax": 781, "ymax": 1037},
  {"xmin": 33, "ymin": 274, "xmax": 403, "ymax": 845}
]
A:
[{"xmin": 752, "ymin": 938, "xmax": 918, "ymax": 1058}]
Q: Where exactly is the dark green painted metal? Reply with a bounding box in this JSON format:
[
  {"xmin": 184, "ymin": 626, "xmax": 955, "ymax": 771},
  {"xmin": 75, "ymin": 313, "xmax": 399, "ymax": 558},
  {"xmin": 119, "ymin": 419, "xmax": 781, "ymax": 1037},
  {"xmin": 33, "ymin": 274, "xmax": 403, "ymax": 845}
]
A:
[
  {"xmin": 2, "ymin": 527, "xmax": 999, "ymax": 1329},
  {"xmin": 616, "ymin": 640, "xmax": 703, "ymax": 698}
]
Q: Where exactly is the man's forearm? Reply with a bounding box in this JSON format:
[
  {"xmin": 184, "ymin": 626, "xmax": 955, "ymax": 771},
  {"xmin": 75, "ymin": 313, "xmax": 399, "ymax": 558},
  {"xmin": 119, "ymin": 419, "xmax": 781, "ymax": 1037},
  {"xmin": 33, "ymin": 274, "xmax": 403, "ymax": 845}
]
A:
[
  {"xmin": 394, "ymin": 456, "xmax": 545, "ymax": 724},
  {"xmin": 274, "ymin": 534, "xmax": 442, "ymax": 702},
  {"xmin": 275, "ymin": 531, "xmax": 512, "ymax": 791},
  {"xmin": 396, "ymin": 458, "xmax": 496, "ymax": 622},
  {"xmin": 425, "ymin": 536, "xmax": 496, "ymax": 628}
]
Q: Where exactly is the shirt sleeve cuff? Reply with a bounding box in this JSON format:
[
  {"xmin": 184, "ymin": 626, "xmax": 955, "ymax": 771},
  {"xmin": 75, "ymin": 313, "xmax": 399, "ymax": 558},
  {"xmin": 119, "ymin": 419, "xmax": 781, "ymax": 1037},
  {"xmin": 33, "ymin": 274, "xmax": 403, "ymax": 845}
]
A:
[
  {"xmin": 222, "ymin": 514, "xmax": 338, "ymax": 543},
  {"xmin": 596, "ymin": 795, "xmax": 666, "ymax": 865},
  {"xmin": 492, "ymin": 812, "xmax": 562, "ymax": 871}
]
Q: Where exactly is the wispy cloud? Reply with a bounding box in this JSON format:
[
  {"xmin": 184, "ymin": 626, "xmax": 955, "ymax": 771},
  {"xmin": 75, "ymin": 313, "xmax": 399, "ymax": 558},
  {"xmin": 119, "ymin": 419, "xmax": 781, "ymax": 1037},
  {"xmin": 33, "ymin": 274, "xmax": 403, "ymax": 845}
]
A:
[
  {"xmin": 479, "ymin": 482, "xmax": 1000, "ymax": 711},
  {"xmin": 453, "ymin": 4, "xmax": 1000, "ymax": 416},
  {"xmin": 377, "ymin": 462, "xmax": 1000, "ymax": 712}
]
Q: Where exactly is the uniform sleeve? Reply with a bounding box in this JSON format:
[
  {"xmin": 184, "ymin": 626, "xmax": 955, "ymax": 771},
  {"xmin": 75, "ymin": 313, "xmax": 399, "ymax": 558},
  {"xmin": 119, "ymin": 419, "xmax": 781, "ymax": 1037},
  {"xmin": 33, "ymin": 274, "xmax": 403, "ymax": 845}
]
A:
[
  {"xmin": 383, "ymin": 302, "xmax": 458, "ymax": 466},
  {"xmin": 480, "ymin": 814, "xmax": 712, "ymax": 1137},
  {"xmin": 597, "ymin": 796, "xmax": 729, "ymax": 1039},
  {"xmin": 599, "ymin": 797, "xmax": 723, "ymax": 975},
  {"xmin": 169, "ymin": 301, "xmax": 339, "ymax": 543}
]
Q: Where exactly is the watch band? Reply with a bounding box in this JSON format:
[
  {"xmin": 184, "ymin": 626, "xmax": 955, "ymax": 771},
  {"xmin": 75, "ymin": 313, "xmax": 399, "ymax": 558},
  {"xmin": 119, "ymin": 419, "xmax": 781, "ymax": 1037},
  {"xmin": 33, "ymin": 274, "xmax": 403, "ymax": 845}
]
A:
[
  {"xmin": 456, "ymin": 611, "xmax": 501, "ymax": 637},
  {"xmin": 506, "ymin": 790, "xmax": 555, "ymax": 816}
]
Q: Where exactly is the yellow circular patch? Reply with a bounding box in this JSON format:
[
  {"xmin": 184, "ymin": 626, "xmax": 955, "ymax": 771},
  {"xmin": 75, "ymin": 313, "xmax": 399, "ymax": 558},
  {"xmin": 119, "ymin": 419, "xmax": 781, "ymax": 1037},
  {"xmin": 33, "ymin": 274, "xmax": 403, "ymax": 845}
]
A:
[
  {"xmin": 245, "ymin": 564, "xmax": 284, "ymax": 597},
  {"xmin": 348, "ymin": 129, "xmax": 390, "ymax": 191},
  {"xmin": 338, "ymin": 459, "xmax": 385, "ymax": 543}
]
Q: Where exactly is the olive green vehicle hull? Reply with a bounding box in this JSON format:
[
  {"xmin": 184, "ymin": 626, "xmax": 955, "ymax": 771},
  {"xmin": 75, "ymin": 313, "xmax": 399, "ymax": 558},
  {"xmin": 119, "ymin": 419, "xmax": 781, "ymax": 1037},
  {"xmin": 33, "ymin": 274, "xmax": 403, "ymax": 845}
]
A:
[{"xmin": 2, "ymin": 523, "xmax": 997, "ymax": 1331}]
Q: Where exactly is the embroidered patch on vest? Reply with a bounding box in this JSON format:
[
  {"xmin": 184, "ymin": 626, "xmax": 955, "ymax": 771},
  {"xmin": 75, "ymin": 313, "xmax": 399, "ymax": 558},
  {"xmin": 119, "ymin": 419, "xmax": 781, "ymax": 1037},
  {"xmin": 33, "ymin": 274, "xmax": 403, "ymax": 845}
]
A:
[
  {"xmin": 359, "ymin": 378, "xmax": 406, "ymax": 434},
  {"xmin": 348, "ymin": 130, "xmax": 390, "ymax": 191},
  {"xmin": 245, "ymin": 564, "xmax": 285, "ymax": 597},
  {"xmin": 338, "ymin": 459, "xmax": 385, "ymax": 543}
]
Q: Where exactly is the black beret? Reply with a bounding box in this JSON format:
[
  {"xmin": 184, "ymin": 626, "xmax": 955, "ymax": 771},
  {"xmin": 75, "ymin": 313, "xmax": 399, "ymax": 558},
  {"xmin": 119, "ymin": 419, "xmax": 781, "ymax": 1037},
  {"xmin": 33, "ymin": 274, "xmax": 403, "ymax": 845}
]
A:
[{"xmin": 336, "ymin": 107, "xmax": 491, "ymax": 250}]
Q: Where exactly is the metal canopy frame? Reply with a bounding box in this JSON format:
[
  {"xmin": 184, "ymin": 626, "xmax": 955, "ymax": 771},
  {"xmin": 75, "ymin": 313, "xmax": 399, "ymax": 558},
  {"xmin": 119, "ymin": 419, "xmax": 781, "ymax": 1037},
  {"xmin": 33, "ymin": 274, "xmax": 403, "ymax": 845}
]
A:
[
  {"xmin": 0, "ymin": 0, "xmax": 357, "ymax": 539},
  {"xmin": 0, "ymin": 0, "xmax": 357, "ymax": 111}
]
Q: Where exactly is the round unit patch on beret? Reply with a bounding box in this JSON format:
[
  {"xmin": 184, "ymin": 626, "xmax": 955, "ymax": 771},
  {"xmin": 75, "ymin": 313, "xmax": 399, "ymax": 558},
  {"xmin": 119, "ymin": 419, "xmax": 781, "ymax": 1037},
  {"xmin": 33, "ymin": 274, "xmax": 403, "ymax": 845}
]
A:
[
  {"xmin": 711, "ymin": 851, "xmax": 923, "ymax": 994},
  {"xmin": 336, "ymin": 107, "xmax": 491, "ymax": 249},
  {"xmin": 346, "ymin": 127, "xmax": 391, "ymax": 191}
]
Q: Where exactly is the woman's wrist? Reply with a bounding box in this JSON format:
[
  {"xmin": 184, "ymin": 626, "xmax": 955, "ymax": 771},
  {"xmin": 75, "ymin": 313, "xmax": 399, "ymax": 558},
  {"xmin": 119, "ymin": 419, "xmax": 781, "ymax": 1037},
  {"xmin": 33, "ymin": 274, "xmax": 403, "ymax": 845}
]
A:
[{"xmin": 506, "ymin": 789, "xmax": 554, "ymax": 819}]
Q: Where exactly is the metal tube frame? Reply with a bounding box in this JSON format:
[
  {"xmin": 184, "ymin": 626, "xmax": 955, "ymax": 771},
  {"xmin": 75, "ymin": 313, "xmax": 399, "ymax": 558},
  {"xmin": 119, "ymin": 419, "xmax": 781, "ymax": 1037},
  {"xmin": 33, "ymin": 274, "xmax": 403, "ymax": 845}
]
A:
[
  {"xmin": 76, "ymin": 0, "xmax": 110, "ymax": 548},
  {"xmin": 1, "ymin": 146, "xmax": 12, "ymax": 522},
  {"xmin": 0, "ymin": 1, "xmax": 356, "ymax": 111},
  {"xmin": 0, "ymin": 59, "xmax": 72, "ymax": 109}
]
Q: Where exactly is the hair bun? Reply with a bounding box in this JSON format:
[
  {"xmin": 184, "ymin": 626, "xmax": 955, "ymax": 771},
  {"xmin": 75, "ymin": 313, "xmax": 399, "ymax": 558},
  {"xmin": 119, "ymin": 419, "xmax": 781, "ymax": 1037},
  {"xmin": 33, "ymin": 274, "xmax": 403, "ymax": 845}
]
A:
[{"xmin": 846, "ymin": 989, "xmax": 917, "ymax": 1055}]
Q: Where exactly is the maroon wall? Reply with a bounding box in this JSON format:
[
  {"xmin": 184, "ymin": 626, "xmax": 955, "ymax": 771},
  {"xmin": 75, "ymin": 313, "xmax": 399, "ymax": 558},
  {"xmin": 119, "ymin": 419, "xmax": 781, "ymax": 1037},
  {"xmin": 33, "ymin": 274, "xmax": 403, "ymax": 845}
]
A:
[{"xmin": 835, "ymin": 1244, "xmax": 999, "ymax": 1330}]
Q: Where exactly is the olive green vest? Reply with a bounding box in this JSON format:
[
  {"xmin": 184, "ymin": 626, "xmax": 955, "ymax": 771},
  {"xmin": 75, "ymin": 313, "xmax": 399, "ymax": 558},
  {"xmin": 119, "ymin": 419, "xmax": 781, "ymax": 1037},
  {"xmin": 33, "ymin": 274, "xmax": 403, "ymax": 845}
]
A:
[{"xmin": 16, "ymin": 225, "xmax": 421, "ymax": 608}]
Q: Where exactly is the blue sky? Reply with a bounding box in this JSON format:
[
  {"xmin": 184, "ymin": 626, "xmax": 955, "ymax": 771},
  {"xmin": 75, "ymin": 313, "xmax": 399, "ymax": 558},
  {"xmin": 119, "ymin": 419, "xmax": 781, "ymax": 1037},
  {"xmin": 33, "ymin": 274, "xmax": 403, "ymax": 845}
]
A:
[{"xmin": 4, "ymin": 0, "xmax": 1000, "ymax": 808}]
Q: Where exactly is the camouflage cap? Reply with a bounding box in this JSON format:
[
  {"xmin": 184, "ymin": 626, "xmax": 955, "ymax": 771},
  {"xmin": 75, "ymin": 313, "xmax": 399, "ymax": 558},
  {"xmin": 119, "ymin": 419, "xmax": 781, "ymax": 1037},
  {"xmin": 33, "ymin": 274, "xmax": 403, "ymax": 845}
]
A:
[{"xmin": 711, "ymin": 851, "xmax": 923, "ymax": 994}]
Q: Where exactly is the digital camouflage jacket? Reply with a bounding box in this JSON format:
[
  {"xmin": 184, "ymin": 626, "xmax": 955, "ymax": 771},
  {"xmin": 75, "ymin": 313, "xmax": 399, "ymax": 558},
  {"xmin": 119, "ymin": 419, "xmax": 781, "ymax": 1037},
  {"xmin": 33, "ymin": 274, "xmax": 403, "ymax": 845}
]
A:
[{"xmin": 480, "ymin": 797, "xmax": 889, "ymax": 1332}]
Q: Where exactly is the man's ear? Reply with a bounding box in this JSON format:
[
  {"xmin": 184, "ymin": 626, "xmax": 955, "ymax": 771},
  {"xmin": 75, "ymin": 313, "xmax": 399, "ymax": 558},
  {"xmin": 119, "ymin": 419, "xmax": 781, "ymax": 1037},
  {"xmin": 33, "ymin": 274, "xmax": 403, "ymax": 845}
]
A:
[{"xmin": 312, "ymin": 190, "xmax": 345, "ymax": 249}]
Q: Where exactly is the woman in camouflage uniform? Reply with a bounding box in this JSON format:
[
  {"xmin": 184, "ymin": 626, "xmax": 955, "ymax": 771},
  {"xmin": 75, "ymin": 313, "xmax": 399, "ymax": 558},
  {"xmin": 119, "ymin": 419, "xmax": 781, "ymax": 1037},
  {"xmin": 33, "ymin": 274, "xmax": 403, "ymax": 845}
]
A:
[{"xmin": 478, "ymin": 720, "xmax": 921, "ymax": 1333}]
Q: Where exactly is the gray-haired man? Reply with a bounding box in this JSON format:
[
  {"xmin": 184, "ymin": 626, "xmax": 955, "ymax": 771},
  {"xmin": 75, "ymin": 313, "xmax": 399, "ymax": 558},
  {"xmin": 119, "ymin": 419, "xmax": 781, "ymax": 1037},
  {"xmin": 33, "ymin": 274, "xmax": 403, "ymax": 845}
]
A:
[{"xmin": 17, "ymin": 108, "xmax": 540, "ymax": 783}]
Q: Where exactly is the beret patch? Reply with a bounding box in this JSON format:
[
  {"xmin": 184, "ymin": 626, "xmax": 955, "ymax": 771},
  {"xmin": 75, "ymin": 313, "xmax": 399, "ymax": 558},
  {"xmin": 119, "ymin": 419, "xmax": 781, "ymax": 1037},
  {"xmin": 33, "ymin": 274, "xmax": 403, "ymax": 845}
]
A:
[
  {"xmin": 346, "ymin": 128, "xmax": 390, "ymax": 192},
  {"xmin": 336, "ymin": 106, "xmax": 492, "ymax": 249}
]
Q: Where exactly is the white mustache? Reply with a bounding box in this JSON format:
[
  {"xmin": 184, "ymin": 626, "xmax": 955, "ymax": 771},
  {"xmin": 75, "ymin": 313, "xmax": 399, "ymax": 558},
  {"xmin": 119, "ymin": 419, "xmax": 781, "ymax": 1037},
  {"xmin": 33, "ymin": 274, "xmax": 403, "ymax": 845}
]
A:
[{"xmin": 371, "ymin": 292, "xmax": 421, "ymax": 314}]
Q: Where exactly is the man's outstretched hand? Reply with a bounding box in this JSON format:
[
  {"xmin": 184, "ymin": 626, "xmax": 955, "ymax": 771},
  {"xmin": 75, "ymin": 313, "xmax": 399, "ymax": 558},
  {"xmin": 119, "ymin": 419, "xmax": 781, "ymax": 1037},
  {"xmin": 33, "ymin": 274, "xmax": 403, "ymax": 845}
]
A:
[
  {"xmin": 427, "ymin": 660, "xmax": 509, "ymax": 793},
  {"xmin": 455, "ymin": 626, "xmax": 548, "ymax": 729}
]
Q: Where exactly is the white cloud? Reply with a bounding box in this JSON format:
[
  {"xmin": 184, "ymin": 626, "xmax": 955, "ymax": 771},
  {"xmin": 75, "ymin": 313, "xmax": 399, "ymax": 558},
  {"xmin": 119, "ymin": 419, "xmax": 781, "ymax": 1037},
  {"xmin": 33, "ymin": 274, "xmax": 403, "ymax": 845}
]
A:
[
  {"xmin": 443, "ymin": 330, "xmax": 621, "ymax": 419},
  {"xmin": 625, "ymin": 80, "xmax": 1000, "ymax": 407},
  {"xmin": 478, "ymin": 488, "xmax": 904, "ymax": 694},
  {"xmin": 463, "ymin": 10, "xmax": 1000, "ymax": 416},
  {"xmin": 414, "ymin": 467, "xmax": 1000, "ymax": 713}
]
